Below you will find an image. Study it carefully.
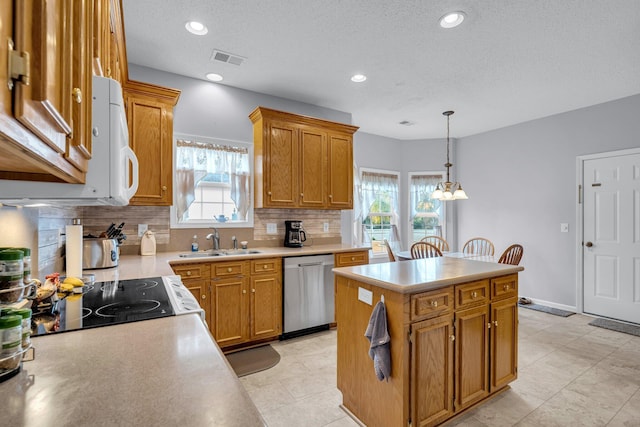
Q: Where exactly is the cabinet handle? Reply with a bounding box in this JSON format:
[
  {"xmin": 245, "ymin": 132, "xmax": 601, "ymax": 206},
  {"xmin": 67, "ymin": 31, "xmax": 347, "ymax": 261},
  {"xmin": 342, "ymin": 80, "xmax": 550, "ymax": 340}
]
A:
[
  {"xmin": 471, "ymin": 291, "xmax": 477, "ymax": 299},
  {"xmin": 487, "ymin": 322, "xmax": 492, "ymax": 329},
  {"xmin": 227, "ymin": 267, "xmax": 232, "ymax": 273},
  {"xmin": 493, "ymin": 320, "xmax": 499, "ymax": 327},
  {"xmin": 503, "ymin": 284, "xmax": 510, "ymax": 291},
  {"xmin": 329, "ymin": 194, "xmax": 333, "ymax": 199},
  {"xmin": 263, "ymin": 265, "xmax": 268, "ymax": 269},
  {"xmin": 267, "ymin": 191, "xmax": 272, "ymax": 196},
  {"xmin": 201, "ymin": 294, "xmax": 206, "ymax": 300},
  {"xmin": 242, "ymin": 289, "xmax": 246, "ymax": 294},
  {"xmin": 430, "ymin": 300, "xmax": 438, "ymax": 308},
  {"xmin": 449, "ymin": 335, "xmax": 455, "ymax": 342},
  {"xmin": 351, "ymin": 257, "xmax": 355, "ymax": 261},
  {"xmin": 251, "ymin": 289, "xmax": 255, "ymax": 293},
  {"xmin": 72, "ymin": 87, "xmax": 82, "ymax": 104},
  {"xmin": 186, "ymin": 271, "xmax": 192, "ymax": 276},
  {"xmin": 300, "ymin": 193, "xmax": 304, "ymax": 197},
  {"xmin": 162, "ymin": 185, "xmax": 167, "ymax": 191}
]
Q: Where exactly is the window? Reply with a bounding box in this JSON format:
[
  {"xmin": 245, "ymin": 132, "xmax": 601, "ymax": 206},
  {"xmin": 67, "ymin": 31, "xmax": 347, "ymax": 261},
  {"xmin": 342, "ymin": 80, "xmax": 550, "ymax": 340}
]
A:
[
  {"xmin": 357, "ymin": 169, "xmax": 400, "ymax": 256},
  {"xmin": 171, "ymin": 134, "xmax": 252, "ymax": 228},
  {"xmin": 409, "ymin": 172, "xmax": 445, "ymax": 245}
]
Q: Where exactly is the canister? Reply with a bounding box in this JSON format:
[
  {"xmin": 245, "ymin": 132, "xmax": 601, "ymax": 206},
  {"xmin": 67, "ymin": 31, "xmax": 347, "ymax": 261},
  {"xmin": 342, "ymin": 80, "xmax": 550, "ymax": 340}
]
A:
[
  {"xmin": 4, "ymin": 308, "xmax": 31, "ymax": 349},
  {"xmin": 0, "ymin": 250, "xmax": 24, "ymax": 303},
  {"xmin": 0, "ymin": 314, "xmax": 22, "ymax": 372}
]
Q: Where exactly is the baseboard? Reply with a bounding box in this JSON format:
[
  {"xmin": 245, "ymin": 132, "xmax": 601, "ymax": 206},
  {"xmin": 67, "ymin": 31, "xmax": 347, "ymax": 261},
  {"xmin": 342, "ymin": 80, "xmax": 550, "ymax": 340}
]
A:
[{"xmin": 527, "ymin": 298, "xmax": 577, "ymax": 313}]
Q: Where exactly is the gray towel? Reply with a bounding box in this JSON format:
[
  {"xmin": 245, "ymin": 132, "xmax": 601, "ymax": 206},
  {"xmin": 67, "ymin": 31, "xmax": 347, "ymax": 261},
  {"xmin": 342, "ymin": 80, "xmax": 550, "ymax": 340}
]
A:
[{"xmin": 364, "ymin": 301, "xmax": 391, "ymax": 381}]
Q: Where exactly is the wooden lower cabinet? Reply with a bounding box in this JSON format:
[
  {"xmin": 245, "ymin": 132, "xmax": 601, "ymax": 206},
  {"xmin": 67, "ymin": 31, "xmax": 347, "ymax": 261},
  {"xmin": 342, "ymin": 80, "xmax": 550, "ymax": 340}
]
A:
[
  {"xmin": 172, "ymin": 258, "xmax": 282, "ymax": 349},
  {"xmin": 336, "ymin": 273, "xmax": 519, "ymax": 427}
]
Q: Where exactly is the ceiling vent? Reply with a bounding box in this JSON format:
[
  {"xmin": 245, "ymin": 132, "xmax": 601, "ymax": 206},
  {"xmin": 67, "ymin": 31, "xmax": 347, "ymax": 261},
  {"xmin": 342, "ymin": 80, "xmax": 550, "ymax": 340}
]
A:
[{"xmin": 211, "ymin": 49, "xmax": 246, "ymax": 66}]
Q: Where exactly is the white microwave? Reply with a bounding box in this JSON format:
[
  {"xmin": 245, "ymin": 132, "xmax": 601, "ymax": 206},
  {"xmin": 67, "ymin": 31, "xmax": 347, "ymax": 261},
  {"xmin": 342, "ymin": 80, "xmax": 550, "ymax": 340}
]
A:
[{"xmin": 0, "ymin": 76, "xmax": 139, "ymax": 206}]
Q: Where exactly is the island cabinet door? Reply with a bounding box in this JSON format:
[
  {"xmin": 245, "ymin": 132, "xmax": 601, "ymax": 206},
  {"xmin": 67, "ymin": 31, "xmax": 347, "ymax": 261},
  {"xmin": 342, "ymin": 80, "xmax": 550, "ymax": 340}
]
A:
[
  {"xmin": 411, "ymin": 314, "xmax": 454, "ymax": 427},
  {"xmin": 490, "ymin": 297, "xmax": 518, "ymax": 390},
  {"xmin": 454, "ymin": 304, "xmax": 490, "ymax": 410}
]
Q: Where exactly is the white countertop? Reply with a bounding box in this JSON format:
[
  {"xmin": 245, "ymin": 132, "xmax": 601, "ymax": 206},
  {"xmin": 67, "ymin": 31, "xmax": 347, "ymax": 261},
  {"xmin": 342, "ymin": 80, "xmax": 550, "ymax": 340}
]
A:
[
  {"xmin": 333, "ymin": 257, "xmax": 523, "ymax": 294},
  {"xmin": 87, "ymin": 244, "xmax": 370, "ymax": 282},
  {"xmin": 1, "ymin": 314, "xmax": 266, "ymax": 427}
]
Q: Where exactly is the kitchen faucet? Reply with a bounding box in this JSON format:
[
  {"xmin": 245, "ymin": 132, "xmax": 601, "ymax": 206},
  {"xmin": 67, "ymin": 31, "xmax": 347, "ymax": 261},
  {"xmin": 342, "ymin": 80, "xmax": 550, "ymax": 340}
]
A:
[
  {"xmin": 232, "ymin": 235, "xmax": 238, "ymax": 250},
  {"xmin": 206, "ymin": 228, "xmax": 220, "ymax": 251}
]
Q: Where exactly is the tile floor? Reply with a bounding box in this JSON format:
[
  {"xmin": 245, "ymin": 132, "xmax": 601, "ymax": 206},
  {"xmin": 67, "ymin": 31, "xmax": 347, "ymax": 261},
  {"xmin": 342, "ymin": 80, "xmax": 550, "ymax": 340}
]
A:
[{"xmin": 239, "ymin": 309, "xmax": 640, "ymax": 426}]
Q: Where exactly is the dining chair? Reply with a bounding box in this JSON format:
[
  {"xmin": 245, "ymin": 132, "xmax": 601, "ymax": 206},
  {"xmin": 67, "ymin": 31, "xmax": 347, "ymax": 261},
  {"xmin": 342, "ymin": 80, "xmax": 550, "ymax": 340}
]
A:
[
  {"xmin": 498, "ymin": 244, "xmax": 524, "ymax": 265},
  {"xmin": 420, "ymin": 235, "xmax": 450, "ymax": 253},
  {"xmin": 383, "ymin": 239, "xmax": 397, "ymax": 262},
  {"xmin": 462, "ymin": 237, "xmax": 495, "ymax": 256},
  {"xmin": 410, "ymin": 241, "xmax": 443, "ymax": 259}
]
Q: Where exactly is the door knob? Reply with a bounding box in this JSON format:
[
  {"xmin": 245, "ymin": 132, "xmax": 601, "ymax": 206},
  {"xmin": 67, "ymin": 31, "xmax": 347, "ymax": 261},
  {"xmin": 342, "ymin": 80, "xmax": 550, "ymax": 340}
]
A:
[{"xmin": 585, "ymin": 242, "xmax": 593, "ymax": 247}]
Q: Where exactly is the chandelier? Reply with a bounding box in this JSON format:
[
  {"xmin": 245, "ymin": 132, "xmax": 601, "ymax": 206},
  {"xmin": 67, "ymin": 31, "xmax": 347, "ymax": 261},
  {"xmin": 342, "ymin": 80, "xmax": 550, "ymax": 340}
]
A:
[{"xmin": 431, "ymin": 111, "xmax": 468, "ymax": 201}]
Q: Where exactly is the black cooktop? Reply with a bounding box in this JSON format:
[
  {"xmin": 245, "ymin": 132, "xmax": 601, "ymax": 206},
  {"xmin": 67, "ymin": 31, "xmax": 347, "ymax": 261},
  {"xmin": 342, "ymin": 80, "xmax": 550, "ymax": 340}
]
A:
[{"xmin": 31, "ymin": 277, "xmax": 175, "ymax": 336}]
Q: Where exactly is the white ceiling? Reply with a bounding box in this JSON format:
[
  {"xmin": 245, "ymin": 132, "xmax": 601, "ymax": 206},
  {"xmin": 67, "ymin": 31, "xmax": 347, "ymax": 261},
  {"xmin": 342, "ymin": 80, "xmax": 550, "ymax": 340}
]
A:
[{"xmin": 121, "ymin": 0, "xmax": 640, "ymax": 140}]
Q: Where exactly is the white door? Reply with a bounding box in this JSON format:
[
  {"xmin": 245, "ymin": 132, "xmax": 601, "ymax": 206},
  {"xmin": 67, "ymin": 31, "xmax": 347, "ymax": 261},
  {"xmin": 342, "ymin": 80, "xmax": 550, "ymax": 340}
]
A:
[{"xmin": 583, "ymin": 152, "xmax": 640, "ymax": 324}]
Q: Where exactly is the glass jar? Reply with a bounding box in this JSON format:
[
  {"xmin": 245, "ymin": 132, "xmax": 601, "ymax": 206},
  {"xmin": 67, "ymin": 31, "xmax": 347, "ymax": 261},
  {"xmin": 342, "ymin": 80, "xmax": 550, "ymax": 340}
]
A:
[
  {"xmin": 0, "ymin": 250, "xmax": 24, "ymax": 304},
  {"xmin": 0, "ymin": 314, "xmax": 22, "ymax": 372},
  {"xmin": 4, "ymin": 308, "xmax": 31, "ymax": 349},
  {"xmin": 16, "ymin": 248, "xmax": 31, "ymax": 284}
]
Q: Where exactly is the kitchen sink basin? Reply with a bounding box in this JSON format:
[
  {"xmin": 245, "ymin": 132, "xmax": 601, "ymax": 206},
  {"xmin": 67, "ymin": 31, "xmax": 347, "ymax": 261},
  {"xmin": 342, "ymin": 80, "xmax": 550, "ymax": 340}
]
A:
[{"xmin": 178, "ymin": 250, "xmax": 262, "ymax": 258}]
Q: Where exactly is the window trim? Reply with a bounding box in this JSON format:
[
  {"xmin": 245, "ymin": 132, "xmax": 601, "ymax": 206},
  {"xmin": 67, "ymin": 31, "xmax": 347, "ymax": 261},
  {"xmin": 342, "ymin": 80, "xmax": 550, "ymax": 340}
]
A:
[
  {"xmin": 407, "ymin": 170, "xmax": 446, "ymax": 246},
  {"xmin": 170, "ymin": 133, "xmax": 254, "ymax": 229}
]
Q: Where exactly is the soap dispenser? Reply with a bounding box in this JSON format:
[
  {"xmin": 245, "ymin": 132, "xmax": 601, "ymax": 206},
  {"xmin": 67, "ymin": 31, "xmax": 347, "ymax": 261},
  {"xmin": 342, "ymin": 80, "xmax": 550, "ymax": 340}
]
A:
[{"xmin": 191, "ymin": 235, "xmax": 199, "ymax": 252}]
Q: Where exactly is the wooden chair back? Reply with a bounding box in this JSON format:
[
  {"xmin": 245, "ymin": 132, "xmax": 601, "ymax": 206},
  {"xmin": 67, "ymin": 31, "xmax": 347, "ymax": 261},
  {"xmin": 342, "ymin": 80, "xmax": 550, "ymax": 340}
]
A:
[
  {"xmin": 498, "ymin": 244, "xmax": 524, "ymax": 265},
  {"xmin": 420, "ymin": 235, "xmax": 450, "ymax": 253},
  {"xmin": 410, "ymin": 242, "xmax": 443, "ymax": 259},
  {"xmin": 462, "ymin": 237, "xmax": 495, "ymax": 256},
  {"xmin": 383, "ymin": 239, "xmax": 396, "ymax": 262}
]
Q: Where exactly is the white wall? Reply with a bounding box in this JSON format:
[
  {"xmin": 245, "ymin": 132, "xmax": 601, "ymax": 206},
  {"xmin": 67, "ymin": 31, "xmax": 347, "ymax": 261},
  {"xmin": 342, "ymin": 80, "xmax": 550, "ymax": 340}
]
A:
[{"xmin": 455, "ymin": 94, "xmax": 640, "ymax": 308}]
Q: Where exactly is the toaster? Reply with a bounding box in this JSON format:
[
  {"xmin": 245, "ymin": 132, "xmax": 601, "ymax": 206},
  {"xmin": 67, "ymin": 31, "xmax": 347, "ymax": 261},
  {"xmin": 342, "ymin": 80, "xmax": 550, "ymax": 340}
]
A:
[{"xmin": 83, "ymin": 238, "xmax": 119, "ymax": 269}]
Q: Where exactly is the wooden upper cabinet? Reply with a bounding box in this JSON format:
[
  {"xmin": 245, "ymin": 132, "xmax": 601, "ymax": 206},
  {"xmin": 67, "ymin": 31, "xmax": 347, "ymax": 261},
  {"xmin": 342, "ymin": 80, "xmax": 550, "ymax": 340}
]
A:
[
  {"xmin": 250, "ymin": 106, "xmax": 358, "ymax": 210},
  {"xmin": 0, "ymin": 0, "xmax": 95, "ymax": 183},
  {"xmin": 124, "ymin": 80, "xmax": 180, "ymax": 206}
]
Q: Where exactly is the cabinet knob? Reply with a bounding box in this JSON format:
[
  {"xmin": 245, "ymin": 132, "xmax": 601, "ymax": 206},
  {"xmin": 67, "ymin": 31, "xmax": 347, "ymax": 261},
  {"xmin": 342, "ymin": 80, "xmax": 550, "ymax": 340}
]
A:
[
  {"xmin": 487, "ymin": 322, "xmax": 492, "ymax": 329},
  {"xmin": 351, "ymin": 257, "xmax": 355, "ymax": 261},
  {"xmin": 430, "ymin": 300, "xmax": 438, "ymax": 308},
  {"xmin": 329, "ymin": 194, "xmax": 333, "ymax": 199},
  {"xmin": 201, "ymin": 294, "xmax": 206, "ymax": 300},
  {"xmin": 267, "ymin": 191, "xmax": 272, "ymax": 196},
  {"xmin": 300, "ymin": 193, "xmax": 304, "ymax": 197},
  {"xmin": 493, "ymin": 320, "xmax": 499, "ymax": 327},
  {"xmin": 449, "ymin": 335, "xmax": 455, "ymax": 342},
  {"xmin": 471, "ymin": 291, "xmax": 477, "ymax": 299},
  {"xmin": 251, "ymin": 289, "xmax": 256, "ymax": 293},
  {"xmin": 227, "ymin": 267, "xmax": 232, "ymax": 273},
  {"xmin": 162, "ymin": 185, "xmax": 167, "ymax": 191},
  {"xmin": 186, "ymin": 271, "xmax": 192, "ymax": 276},
  {"xmin": 242, "ymin": 289, "xmax": 246, "ymax": 294},
  {"xmin": 72, "ymin": 87, "xmax": 82, "ymax": 104},
  {"xmin": 263, "ymin": 264, "xmax": 268, "ymax": 269},
  {"xmin": 503, "ymin": 284, "xmax": 510, "ymax": 291}
]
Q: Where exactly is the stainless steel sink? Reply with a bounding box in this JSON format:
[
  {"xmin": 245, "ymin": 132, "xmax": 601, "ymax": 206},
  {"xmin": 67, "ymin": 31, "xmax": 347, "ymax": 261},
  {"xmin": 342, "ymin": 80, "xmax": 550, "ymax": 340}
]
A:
[
  {"xmin": 178, "ymin": 249, "xmax": 261, "ymax": 258},
  {"xmin": 178, "ymin": 251, "xmax": 224, "ymax": 258}
]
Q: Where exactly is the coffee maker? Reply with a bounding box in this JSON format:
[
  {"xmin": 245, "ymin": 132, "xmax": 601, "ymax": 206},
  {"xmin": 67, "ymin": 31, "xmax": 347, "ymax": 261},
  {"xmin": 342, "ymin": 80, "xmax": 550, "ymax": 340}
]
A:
[{"xmin": 284, "ymin": 220, "xmax": 307, "ymax": 247}]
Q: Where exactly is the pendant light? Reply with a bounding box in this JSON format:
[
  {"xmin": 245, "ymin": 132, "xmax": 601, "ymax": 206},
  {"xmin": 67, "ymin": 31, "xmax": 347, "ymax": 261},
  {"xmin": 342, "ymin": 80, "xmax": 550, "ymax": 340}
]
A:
[{"xmin": 431, "ymin": 111, "xmax": 468, "ymax": 201}]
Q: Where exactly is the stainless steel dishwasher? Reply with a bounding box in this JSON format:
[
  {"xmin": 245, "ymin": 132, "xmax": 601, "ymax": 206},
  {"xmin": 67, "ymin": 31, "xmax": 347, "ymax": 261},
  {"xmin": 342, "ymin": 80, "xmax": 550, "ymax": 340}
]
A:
[{"xmin": 283, "ymin": 254, "xmax": 334, "ymax": 339}]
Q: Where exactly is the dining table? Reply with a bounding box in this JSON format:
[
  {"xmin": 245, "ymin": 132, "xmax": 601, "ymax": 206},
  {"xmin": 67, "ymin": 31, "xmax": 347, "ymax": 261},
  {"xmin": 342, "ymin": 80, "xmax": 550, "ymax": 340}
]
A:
[{"xmin": 396, "ymin": 250, "xmax": 496, "ymax": 262}]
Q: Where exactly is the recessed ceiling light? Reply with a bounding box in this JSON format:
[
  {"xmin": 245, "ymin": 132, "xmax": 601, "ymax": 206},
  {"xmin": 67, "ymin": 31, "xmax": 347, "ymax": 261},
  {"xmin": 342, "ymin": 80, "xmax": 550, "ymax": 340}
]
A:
[
  {"xmin": 206, "ymin": 73, "xmax": 223, "ymax": 82},
  {"xmin": 439, "ymin": 11, "xmax": 466, "ymax": 28},
  {"xmin": 185, "ymin": 21, "xmax": 208, "ymax": 35},
  {"xmin": 351, "ymin": 74, "xmax": 367, "ymax": 83}
]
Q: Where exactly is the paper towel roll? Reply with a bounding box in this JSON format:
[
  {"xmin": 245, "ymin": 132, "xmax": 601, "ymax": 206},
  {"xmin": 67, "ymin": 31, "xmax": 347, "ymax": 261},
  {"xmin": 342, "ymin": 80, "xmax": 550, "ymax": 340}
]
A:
[{"xmin": 66, "ymin": 221, "xmax": 83, "ymax": 277}]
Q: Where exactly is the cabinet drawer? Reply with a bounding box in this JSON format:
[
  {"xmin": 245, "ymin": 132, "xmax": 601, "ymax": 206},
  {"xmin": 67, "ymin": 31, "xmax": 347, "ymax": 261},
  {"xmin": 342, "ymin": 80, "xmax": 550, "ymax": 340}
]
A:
[
  {"xmin": 491, "ymin": 274, "xmax": 518, "ymax": 301},
  {"xmin": 251, "ymin": 258, "xmax": 281, "ymax": 275},
  {"xmin": 411, "ymin": 287, "xmax": 454, "ymax": 321},
  {"xmin": 455, "ymin": 280, "xmax": 489, "ymax": 310},
  {"xmin": 335, "ymin": 250, "xmax": 369, "ymax": 267},
  {"xmin": 212, "ymin": 260, "xmax": 248, "ymax": 278},
  {"xmin": 172, "ymin": 263, "xmax": 208, "ymax": 279}
]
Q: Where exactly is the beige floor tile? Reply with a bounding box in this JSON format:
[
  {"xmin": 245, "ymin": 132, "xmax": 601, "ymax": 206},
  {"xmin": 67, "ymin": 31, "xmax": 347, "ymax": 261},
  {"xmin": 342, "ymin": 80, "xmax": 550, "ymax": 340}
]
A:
[{"xmin": 239, "ymin": 311, "xmax": 640, "ymax": 427}]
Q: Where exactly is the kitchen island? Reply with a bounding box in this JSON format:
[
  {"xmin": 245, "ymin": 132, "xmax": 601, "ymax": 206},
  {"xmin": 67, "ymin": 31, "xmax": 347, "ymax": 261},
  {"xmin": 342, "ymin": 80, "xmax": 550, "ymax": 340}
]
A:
[
  {"xmin": 1, "ymin": 314, "xmax": 266, "ymax": 427},
  {"xmin": 333, "ymin": 257, "xmax": 524, "ymax": 427}
]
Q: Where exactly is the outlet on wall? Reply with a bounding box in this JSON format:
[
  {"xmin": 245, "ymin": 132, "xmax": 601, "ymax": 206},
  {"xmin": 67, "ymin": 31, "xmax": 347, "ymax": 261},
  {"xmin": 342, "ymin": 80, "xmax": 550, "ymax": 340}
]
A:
[
  {"xmin": 138, "ymin": 223, "xmax": 148, "ymax": 237},
  {"xmin": 560, "ymin": 223, "xmax": 569, "ymax": 233},
  {"xmin": 266, "ymin": 223, "xmax": 277, "ymax": 234},
  {"xmin": 323, "ymin": 222, "xmax": 329, "ymax": 233}
]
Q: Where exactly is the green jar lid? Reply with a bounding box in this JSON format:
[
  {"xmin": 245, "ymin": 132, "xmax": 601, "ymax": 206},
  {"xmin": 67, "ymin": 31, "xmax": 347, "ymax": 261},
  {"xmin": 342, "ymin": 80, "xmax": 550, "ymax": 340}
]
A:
[
  {"xmin": 16, "ymin": 248, "xmax": 31, "ymax": 256},
  {"xmin": 4, "ymin": 308, "xmax": 31, "ymax": 319},
  {"xmin": 0, "ymin": 314, "xmax": 22, "ymax": 329},
  {"xmin": 0, "ymin": 249, "xmax": 23, "ymax": 261}
]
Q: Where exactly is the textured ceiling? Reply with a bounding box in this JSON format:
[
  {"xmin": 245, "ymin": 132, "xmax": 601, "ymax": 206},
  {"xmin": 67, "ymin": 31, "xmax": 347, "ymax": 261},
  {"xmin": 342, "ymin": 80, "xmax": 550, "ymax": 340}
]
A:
[{"xmin": 121, "ymin": 0, "xmax": 640, "ymax": 139}]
